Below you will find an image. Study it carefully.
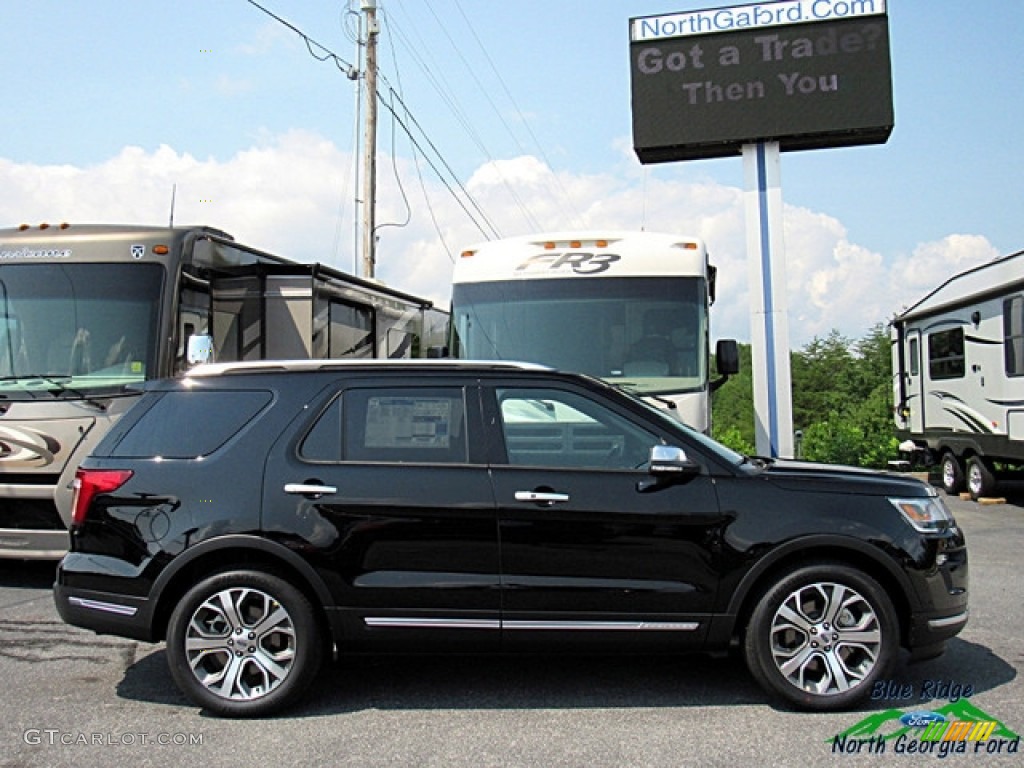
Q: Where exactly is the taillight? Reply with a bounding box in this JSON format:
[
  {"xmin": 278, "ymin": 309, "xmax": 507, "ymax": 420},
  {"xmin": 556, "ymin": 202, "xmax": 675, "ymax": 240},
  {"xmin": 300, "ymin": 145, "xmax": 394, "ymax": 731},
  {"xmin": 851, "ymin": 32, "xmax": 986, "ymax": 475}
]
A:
[{"xmin": 71, "ymin": 468, "xmax": 134, "ymax": 527}]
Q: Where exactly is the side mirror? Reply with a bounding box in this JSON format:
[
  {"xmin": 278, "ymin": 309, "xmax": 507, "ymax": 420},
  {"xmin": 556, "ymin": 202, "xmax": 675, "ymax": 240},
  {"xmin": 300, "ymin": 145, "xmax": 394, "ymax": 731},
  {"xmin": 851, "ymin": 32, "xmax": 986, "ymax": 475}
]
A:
[
  {"xmin": 648, "ymin": 445, "xmax": 701, "ymax": 477},
  {"xmin": 715, "ymin": 339, "xmax": 740, "ymax": 376},
  {"xmin": 186, "ymin": 334, "xmax": 215, "ymax": 366},
  {"xmin": 639, "ymin": 445, "xmax": 700, "ymax": 492}
]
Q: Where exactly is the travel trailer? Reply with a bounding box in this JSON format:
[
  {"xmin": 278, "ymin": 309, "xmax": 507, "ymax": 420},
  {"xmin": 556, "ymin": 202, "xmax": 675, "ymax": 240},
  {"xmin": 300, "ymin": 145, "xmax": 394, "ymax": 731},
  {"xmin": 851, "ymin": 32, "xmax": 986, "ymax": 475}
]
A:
[{"xmin": 892, "ymin": 249, "xmax": 1024, "ymax": 499}]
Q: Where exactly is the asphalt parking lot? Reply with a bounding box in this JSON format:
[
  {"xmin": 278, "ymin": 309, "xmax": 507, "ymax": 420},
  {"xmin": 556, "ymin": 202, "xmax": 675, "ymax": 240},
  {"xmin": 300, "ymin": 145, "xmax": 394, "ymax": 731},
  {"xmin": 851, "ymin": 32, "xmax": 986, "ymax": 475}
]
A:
[{"xmin": 1, "ymin": 486, "xmax": 1021, "ymax": 768}]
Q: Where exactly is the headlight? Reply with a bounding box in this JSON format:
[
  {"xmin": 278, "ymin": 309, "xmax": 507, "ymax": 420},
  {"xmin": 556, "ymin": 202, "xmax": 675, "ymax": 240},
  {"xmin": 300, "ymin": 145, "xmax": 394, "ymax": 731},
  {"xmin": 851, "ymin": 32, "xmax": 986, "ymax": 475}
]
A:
[{"xmin": 889, "ymin": 496, "xmax": 954, "ymax": 533}]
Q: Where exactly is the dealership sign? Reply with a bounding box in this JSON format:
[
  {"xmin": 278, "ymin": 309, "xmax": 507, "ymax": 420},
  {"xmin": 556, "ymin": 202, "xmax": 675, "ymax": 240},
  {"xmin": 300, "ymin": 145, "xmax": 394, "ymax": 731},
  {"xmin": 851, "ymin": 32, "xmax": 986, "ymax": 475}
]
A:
[{"xmin": 629, "ymin": 0, "xmax": 893, "ymax": 162}]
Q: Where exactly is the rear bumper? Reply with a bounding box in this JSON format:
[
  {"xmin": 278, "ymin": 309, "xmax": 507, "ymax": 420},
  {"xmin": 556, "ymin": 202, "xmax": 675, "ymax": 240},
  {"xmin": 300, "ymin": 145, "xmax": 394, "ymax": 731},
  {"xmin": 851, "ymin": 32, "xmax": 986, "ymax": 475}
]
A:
[
  {"xmin": 53, "ymin": 559, "xmax": 156, "ymax": 642},
  {"xmin": 53, "ymin": 583, "xmax": 155, "ymax": 642}
]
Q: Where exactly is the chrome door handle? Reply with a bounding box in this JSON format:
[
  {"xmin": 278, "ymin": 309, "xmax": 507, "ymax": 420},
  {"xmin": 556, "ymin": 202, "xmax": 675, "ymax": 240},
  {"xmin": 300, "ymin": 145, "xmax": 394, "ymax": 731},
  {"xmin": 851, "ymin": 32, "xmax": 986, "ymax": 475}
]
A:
[
  {"xmin": 515, "ymin": 491, "xmax": 569, "ymax": 504},
  {"xmin": 284, "ymin": 483, "xmax": 338, "ymax": 496}
]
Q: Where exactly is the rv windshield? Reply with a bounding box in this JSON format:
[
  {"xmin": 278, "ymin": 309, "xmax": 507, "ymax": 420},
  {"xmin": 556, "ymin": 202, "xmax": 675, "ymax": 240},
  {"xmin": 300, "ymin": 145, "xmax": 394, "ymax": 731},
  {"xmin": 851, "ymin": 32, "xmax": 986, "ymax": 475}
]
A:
[
  {"xmin": 451, "ymin": 276, "xmax": 707, "ymax": 395},
  {"xmin": 0, "ymin": 263, "xmax": 162, "ymax": 397}
]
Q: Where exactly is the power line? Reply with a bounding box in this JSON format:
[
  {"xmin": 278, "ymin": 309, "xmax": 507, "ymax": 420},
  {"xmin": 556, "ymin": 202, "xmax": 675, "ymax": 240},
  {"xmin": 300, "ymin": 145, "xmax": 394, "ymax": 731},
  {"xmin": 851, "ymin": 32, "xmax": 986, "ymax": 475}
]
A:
[
  {"xmin": 384, "ymin": 2, "xmax": 543, "ymax": 233},
  {"xmin": 451, "ymin": 0, "xmax": 586, "ymax": 229},
  {"xmin": 242, "ymin": 0, "xmax": 498, "ymax": 241},
  {"xmin": 244, "ymin": 0, "xmax": 357, "ymax": 77},
  {"xmin": 380, "ymin": 87, "xmax": 501, "ymax": 240},
  {"xmin": 377, "ymin": 7, "xmax": 457, "ymax": 263}
]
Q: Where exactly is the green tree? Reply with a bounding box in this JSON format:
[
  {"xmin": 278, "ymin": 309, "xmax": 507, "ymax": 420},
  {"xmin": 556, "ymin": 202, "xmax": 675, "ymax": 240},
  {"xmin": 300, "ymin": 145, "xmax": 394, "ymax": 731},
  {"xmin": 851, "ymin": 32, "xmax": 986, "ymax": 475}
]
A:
[
  {"xmin": 791, "ymin": 329, "xmax": 855, "ymax": 429},
  {"xmin": 711, "ymin": 343, "xmax": 754, "ymax": 450},
  {"xmin": 712, "ymin": 324, "xmax": 897, "ymax": 468}
]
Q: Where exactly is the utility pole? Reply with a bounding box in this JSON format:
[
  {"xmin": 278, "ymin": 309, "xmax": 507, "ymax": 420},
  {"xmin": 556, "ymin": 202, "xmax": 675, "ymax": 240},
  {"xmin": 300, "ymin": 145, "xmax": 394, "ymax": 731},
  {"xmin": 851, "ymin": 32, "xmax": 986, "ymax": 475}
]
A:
[{"xmin": 360, "ymin": 0, "xmax": 379, "ymax": 280}]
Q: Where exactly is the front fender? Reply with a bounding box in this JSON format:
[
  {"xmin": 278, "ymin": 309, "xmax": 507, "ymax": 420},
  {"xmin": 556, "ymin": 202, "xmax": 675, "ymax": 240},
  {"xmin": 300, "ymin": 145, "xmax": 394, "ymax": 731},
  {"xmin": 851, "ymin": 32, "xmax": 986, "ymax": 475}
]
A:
[{"xmin": 707, "ymin": 534, "xmax": 918, "ymax": 646}]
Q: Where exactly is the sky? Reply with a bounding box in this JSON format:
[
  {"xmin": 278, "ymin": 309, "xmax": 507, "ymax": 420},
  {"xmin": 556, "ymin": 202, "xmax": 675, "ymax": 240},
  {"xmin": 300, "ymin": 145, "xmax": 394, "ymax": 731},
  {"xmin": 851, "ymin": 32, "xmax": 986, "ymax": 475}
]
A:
[{"xmin": 3, "ymin": 0, "xmax": 1021, "ymax": 347}]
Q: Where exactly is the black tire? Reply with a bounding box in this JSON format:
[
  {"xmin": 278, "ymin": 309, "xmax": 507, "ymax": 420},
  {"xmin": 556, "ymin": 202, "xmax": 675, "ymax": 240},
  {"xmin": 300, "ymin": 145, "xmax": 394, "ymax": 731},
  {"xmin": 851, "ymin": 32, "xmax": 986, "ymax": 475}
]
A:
[
  {"xmin": 966, "ymin": 456, "xmax": 996, "ymax": 500},
  {"xmin": 743, "ymin": 564, "xmax": 898, "ymax": 711},
  {"xmin": 940, "ymin": 452, "xmax": 964, "ymax": 495},
  {"xmin": 166, "ymin": 569, "xmax": 323, "ymax": 717}
]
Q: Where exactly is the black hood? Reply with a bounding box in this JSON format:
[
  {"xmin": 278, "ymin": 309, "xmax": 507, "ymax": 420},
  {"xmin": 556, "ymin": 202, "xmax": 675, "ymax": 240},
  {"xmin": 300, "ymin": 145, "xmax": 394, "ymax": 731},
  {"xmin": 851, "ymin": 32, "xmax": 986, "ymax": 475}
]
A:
[{"xmin": 759, "ymin": 459, "xmax": 935, "ymax": 497}]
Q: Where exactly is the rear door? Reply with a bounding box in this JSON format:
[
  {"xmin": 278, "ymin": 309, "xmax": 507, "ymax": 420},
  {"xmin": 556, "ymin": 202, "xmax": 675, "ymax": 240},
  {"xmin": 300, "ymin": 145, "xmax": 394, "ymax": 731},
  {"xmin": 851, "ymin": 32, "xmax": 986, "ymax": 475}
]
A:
[
  {"xmin": 261, "ymin": 375, "xmax": 500, "ymax": 651},
  {"xmin": 483, "ymin": 380, "xmax": 727, "ymax": 650}
]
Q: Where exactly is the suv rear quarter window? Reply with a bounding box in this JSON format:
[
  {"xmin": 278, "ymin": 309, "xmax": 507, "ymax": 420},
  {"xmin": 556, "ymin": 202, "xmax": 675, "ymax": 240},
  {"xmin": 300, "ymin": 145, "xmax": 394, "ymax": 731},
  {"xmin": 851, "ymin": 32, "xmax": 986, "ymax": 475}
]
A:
[{"xmin": 110, "ymin": 390, "xmax": 273, "ymax": 458}]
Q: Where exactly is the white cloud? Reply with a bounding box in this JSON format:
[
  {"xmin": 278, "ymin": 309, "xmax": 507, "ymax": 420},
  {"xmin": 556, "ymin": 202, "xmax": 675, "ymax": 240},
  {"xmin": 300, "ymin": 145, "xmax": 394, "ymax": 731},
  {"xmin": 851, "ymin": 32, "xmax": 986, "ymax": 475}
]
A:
[
  {"xmin": 234, "ymin": 21, "xmax": 294, "ymax": 56},
  {"xmin": 214, "ymin": 74, "xmax": 255, "ymax": 97},
  {"xmin": 889, "ymin": 235, "xmax": 1002, "ymax": 314},
  {"xmin": 0, "ymin": 134, "xmax": 1002, "ymax": 348}
]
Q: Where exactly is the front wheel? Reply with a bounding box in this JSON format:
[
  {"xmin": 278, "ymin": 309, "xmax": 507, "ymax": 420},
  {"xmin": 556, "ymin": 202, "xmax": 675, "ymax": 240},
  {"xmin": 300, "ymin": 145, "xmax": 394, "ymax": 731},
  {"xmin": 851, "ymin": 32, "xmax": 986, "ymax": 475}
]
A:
[
  {"xmin": 166, "ymin": 570, "xmax": 323, "ymax": 717},
  {"xmin": 744, "ymin": 564, "xmax": 898, "ymax": 711}
]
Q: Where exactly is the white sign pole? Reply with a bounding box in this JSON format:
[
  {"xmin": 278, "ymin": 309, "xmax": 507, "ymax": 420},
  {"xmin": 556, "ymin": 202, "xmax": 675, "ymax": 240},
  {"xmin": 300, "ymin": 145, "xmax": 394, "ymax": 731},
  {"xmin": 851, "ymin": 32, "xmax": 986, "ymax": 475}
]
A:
[{"xmin": 743, "ymin": 140, "xmax": 794, "ymax": 458}]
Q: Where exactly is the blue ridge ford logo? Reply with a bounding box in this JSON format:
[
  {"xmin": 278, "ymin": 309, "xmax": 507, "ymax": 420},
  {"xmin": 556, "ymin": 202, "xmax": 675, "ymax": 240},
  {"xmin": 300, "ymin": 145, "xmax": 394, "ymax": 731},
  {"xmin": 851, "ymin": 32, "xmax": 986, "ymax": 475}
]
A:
[{"xmin": 899, "ymin": 711, "xmax": 946, "ymax": 728}]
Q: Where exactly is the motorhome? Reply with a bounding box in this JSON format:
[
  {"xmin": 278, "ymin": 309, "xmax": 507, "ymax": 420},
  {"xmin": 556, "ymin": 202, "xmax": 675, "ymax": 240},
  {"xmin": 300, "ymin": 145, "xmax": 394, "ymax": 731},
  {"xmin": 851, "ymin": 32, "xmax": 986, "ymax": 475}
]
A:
[
  {"xmin": 892, "ymin": 249, "xmax": 1024, "ymax": 498},
  {"xmin": 448, "ymin": 231, "xmax": 738, "ymax": 432},
  {"xmin": 0, "ymin": 223, "xmax": 447, "ymax": 558}
]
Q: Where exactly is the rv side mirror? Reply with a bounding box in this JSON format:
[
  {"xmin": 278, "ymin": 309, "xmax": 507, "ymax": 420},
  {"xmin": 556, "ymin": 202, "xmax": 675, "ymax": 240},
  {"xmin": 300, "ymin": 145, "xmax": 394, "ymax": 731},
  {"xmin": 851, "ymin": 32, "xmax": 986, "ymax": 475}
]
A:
[
  {"xmin": 715, "ymin": 339, "xmax": 740, "ymax": 376},
  {"xmin": 186, "ymin": 334, "xmax": 215, "ymax": 366}
]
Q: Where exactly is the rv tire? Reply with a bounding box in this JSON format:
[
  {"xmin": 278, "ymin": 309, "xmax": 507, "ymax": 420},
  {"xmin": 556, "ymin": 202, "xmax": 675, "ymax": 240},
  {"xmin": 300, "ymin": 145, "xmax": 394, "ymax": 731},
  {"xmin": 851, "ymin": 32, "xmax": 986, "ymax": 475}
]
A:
[
  {"xmin": 940, "ymin": 452, "xmax": 964, "ymax": 495},
  {"xmin": 966, "ymin": 456, "xmax": 996, "ymax": 500}
]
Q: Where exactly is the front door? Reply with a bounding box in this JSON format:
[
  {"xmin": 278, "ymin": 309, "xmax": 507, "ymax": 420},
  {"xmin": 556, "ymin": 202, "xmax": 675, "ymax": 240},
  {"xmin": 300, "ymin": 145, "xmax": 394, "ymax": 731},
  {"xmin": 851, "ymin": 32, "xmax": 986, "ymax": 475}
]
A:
[{"xmin": 485, "ymin": 383, "xmax": 727, "ymax": 650}]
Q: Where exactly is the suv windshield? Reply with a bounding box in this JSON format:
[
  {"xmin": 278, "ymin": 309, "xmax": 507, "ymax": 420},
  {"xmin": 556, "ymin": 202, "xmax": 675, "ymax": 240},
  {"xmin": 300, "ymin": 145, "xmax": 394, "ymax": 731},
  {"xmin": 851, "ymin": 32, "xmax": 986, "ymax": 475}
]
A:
[{"xmin": 0, "ymin": 263, "xmax": 162, "ymax": 397}]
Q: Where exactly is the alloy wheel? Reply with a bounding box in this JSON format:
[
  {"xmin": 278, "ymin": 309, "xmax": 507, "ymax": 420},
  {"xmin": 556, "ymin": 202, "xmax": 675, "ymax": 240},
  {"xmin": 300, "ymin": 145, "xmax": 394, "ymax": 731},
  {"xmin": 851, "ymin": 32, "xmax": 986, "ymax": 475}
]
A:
[
  {"xmin": 183, "ymin": 586, "xmax": 297, "ymax": 701},
  {"xmin": 767, "ymin": 581, "xmax": 881, "ymax": 696}
]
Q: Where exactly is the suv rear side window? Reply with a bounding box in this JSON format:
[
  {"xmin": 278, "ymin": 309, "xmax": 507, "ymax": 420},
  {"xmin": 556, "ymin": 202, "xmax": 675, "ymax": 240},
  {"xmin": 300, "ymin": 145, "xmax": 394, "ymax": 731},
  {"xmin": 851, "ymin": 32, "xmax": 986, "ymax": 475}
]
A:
[
  {"xmin": 110, "ymin": 390, "xmax": 272, "ymax": 458},
  {"xmin": 299, "ymin": 387, "xmax": 468, "ymax": 466},
  {"xmin": 343, "ymin": 387, "xmax": 468, "ymax": 464}
]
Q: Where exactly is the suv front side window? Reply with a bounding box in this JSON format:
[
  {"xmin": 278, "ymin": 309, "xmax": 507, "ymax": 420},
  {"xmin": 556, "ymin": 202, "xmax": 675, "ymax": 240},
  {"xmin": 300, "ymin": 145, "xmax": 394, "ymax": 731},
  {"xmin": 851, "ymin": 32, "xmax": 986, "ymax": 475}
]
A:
[{"xmin": 495, "ymin": 387, "xmax": 657, "ymax": 470}]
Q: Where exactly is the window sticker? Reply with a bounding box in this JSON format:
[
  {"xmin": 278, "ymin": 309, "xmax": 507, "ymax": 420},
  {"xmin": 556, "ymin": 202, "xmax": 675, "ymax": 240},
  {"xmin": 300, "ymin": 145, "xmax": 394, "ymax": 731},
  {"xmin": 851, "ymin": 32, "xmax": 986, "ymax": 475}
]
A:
[{"xmin": 365, "ymin": 397, "xmax": 452, "ymax": 449}]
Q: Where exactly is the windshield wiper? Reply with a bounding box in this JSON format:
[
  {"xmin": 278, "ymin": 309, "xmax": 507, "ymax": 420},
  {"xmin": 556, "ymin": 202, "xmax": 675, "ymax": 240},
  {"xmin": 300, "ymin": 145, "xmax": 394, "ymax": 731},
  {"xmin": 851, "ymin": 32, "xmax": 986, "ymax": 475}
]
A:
[
  {"xmin": 609, "ymin": 381, "xmax": 678, "ymax": 410},
  {"xmin": 646, "ymin": 393, "xmax": 678, "ymax": 410},
  {"xmin": 2, "ymin": 374, "xmax": 108, "ymax": 411}
]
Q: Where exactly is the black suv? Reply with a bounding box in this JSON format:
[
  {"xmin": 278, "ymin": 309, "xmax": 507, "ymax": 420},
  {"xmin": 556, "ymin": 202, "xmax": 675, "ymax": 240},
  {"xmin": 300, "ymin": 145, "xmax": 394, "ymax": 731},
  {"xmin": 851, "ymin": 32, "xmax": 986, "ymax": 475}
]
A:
[{"xmin": 55, "ymin": 361, "xmax": 968, "ymax": 717}]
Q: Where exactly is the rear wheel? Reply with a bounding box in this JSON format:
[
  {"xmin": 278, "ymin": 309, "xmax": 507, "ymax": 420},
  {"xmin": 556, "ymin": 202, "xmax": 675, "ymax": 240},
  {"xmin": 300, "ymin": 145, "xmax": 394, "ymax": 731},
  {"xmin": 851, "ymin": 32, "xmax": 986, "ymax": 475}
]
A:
[
  {"xmin": 744, "ymin": 564, "xmax": 898, "ymax": 711},
  {"xmin": 940, "ymin": 452, "xmax": 964, "ymax": 495},
  {"xmin": 966, "ymin": 456, "xmax": 996, "ymax": 500},
  {"xmin": 166, "ymin": 570, "xmax": 323, "ymax": 717}
]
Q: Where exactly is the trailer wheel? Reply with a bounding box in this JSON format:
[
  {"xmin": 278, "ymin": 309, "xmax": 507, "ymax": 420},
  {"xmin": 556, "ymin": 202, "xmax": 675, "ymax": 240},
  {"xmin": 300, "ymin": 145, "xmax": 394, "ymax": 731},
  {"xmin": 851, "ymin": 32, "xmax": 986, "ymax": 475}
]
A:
[
  {"xmin": 940, "ymin": 452, "xmax": 964, "ymax": 495},
  {"xmin": 966, "ymin": 457, "xmax": 996, "ymax": 500}
]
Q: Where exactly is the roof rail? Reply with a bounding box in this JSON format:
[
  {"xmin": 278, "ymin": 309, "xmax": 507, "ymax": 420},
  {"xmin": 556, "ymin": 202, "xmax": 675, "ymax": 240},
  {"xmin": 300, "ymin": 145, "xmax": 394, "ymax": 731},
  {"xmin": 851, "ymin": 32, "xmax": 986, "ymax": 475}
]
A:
[{"xmin": 185, "ymin": 359, "xmax": 552, "ymax": 377}]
